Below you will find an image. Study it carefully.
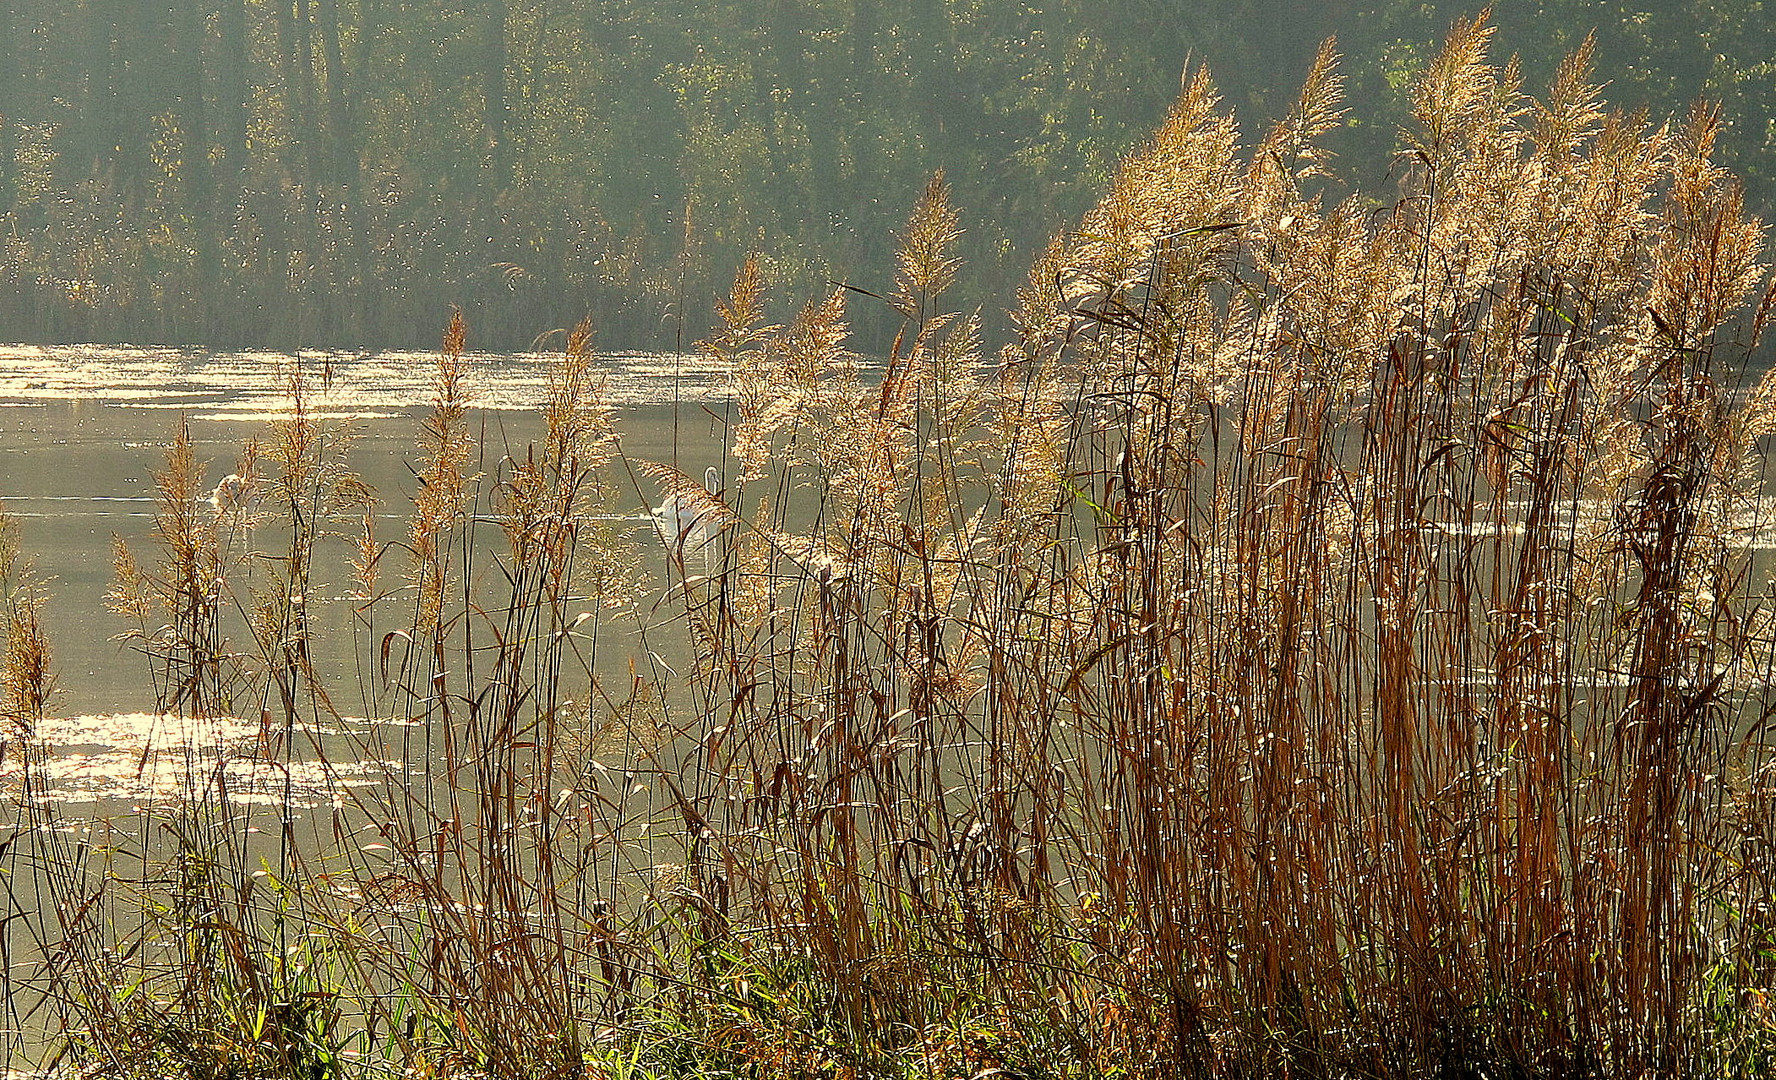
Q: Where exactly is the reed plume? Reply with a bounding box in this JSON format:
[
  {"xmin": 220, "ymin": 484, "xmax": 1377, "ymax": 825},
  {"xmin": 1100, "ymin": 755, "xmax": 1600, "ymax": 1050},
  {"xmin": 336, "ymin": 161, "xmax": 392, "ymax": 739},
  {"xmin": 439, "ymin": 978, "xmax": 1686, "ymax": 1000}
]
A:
[{"xmin": 13, "ymin": 14, "xmax": 1776, "ymax": 1079}]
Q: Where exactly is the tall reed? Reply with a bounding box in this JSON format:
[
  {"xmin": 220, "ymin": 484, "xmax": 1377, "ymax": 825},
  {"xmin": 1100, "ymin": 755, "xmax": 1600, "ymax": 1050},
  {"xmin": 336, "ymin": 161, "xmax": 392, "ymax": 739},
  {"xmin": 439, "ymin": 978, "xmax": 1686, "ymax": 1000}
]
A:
[
  {"xmin": 649, "ymin": 16, "xmax": 1776, "ymax": 1078},
  {"xmin": 5, "ymin": 14, "xmax": 1775, "ymax": 1079}
]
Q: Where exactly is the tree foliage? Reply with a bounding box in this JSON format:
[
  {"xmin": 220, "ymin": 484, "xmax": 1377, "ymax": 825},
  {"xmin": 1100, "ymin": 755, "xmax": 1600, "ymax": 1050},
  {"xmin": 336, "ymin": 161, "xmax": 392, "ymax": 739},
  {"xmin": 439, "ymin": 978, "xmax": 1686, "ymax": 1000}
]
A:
[{"xmin": 0, "ymin": 0, "xmax": 1768, "ymax": 350}]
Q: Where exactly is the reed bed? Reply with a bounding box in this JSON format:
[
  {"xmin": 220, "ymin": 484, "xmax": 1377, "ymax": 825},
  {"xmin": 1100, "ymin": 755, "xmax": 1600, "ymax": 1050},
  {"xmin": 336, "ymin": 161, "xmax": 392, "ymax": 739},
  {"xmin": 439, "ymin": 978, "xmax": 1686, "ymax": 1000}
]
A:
[{"xmin": 5, "ymin": 16, "xmax": 1776, "ymax": 1078}]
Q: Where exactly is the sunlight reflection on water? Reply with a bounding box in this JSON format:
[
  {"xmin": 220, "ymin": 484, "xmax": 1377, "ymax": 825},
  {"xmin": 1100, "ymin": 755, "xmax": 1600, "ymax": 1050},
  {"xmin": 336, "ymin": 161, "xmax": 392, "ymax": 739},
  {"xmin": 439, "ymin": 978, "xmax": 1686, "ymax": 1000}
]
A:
[
  {"xmin": 0, "ymin": 343, "xmax": 731, "ymax": 412},
  {"xmin": 3, "ymin": 712, "xmax": 400, "ymax": 807},
  {"xmin": 0, "ymin": 342, "xmax": 734, "ymax": 812}
]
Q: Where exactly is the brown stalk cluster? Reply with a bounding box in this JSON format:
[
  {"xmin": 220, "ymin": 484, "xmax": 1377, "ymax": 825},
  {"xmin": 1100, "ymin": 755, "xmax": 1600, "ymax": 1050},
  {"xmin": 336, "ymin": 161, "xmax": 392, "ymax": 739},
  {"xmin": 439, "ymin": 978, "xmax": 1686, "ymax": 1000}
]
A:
[
  {"xmin": 649, "ymin": 15, "xmax": 1776, "ymax": 1077},
  {"xmin": 6, "ymin": 13, "xmax": 1776, "ymax": 1079}
]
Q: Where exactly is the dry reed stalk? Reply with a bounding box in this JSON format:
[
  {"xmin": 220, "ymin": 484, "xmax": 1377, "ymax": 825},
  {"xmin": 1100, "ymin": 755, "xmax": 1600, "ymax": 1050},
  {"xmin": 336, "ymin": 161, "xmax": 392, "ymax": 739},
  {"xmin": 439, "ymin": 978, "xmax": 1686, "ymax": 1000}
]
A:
[
  {"xmin": 10, "ymin": 15, "xmax": 1776, "ymax": 1079},
  {"xmin": 308, "ymin": 314, "xmax": 653, "ymax": 1079},
  {"xmin": 644, "ymin": 14, "xmax": 1776, "ymax": 1078}
]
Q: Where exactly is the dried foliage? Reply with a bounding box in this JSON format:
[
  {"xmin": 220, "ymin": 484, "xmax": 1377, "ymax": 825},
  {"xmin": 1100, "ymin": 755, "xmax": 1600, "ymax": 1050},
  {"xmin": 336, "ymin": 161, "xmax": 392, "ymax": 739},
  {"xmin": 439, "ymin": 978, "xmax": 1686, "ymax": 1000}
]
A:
[{"xmin": 7, "ymin": 17, "xmax": 1776, "ymax": 1080}]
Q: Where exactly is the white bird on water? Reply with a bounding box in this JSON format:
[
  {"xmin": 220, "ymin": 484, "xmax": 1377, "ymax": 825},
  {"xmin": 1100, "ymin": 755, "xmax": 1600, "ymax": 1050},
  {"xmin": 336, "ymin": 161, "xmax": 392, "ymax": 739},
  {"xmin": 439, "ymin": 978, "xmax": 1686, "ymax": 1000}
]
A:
[
  {"xmin": 653, "ymin": 466, "xmax": 722, "ymax": 566},
  {"xmin": 209, "ymin": 473, "xmax": 255, "ymax": 517}
]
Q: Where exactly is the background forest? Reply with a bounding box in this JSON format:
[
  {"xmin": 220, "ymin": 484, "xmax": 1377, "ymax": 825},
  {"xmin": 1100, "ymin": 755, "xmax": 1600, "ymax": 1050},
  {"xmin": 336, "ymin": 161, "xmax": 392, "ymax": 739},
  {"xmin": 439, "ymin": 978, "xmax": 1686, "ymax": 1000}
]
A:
[{"xmin": 0, "ymin": 0, "xmax": 1771, "ymax": 352}]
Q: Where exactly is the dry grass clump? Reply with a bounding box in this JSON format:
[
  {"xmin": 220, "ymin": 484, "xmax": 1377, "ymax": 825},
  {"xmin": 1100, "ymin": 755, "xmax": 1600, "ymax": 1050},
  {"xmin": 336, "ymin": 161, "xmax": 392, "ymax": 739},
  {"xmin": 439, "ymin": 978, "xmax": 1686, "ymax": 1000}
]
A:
[
  {"xmin": 0, "ymin": 512, "xmax": 53, "ymax": 742},
  {"xmin": 4, "ymin": 13, "xmax": 1776, "ymax": 1079},
  {"xmin": 11, "ymin": 371, "xmax": 371, "ymax": 1078},
  {"xmin": 650, "ymin": 13, "xmax": 1776, "ymax": 1078}
]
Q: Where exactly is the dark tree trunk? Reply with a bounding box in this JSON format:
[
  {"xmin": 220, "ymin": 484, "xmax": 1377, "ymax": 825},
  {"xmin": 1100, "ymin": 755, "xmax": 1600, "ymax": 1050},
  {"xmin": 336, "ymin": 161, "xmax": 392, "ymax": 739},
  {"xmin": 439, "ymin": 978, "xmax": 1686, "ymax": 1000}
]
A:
[
  {"xmin": 274, "ymin": 0, "xmax": 312, "ymax": 188},
  {"xmin": 756, "ymin": 0, "xmax": 800, "ymax": 230},
  {"xmin": 67, "ymin": 1, "xmax": 112, "ymax": 179},
  {"xmin": 216, "ymin": 0, "xmax": 250, "ymax": 189},
  {"xmin": 0, "ymin": 0, "xmax": 17, "ymax": 212},
  {"xmin": 172, "ymin": 2, "xmax": 212, "ymax": 239},
  {"xmin": 317, "ymin": 0, "xmax": 365, "ymax": 336},
  {"xmin": 485, "ymin": 0, "xmax": 510, "ymax": 192},
  {"xmin": 295, "ymin": 0, "xmax": 319, "ymax": 185},
  {"xmin": 847, "ymin": 0, "xmax": 882, "ymax": 270},
  {"xmin": 110, "ymin": 0, "xmax": 159, "ymax": 203},
  {"xmin": 317, "ymin": 0, "xmax": 353, "ymax": 189}
]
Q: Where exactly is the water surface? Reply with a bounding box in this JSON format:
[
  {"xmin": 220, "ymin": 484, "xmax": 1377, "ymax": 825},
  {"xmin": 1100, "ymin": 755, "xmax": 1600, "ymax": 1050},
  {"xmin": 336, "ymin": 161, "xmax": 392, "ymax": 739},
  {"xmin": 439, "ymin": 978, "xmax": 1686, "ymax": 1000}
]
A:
[{"xmin": 0, "ymin": 344, "xmax": 733, "ymax": 803}]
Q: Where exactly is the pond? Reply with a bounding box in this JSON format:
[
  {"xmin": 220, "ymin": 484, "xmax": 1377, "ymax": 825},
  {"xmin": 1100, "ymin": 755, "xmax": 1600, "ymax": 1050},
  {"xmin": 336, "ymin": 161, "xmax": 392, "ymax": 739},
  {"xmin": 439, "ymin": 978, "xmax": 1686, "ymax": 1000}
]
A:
[
  {"xmin": 0, "ymin": 343, "xmax": 770, "ymax": 1061},
  {"xmin": 1, "ymin": 343, "xmax": 730, "ymax": 729},
  {"xmin": 5, "ymin": 341, "xmax": 1775, "ymax": 1077}
]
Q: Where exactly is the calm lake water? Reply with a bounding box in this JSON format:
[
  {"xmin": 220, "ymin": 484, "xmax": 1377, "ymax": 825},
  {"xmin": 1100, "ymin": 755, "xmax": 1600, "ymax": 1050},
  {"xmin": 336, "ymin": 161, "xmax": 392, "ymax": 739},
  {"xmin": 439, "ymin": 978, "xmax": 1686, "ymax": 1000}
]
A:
[
  {"xmin": 0, "ymin": 344, "xmax": 777, "ymax": 1072},
  {"xmin": 3, "ymin": 344, "xmax": 1776, "ymax": 1073},
  {"xmin": 5, "ymin": 344, "xmax": 1776, "ymax": 809},
  {"xmin": 0, "ymin": 344, "xmax": 735, "ymax": 807}
]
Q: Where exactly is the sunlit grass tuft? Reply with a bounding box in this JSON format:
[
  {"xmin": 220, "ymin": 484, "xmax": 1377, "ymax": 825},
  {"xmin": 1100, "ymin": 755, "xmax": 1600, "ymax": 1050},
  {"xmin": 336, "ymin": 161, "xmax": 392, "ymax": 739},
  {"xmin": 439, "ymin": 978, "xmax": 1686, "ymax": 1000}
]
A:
[{"xmin": 5, "ymin": 15, "xmax": 1776, "ymax": 1078}]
